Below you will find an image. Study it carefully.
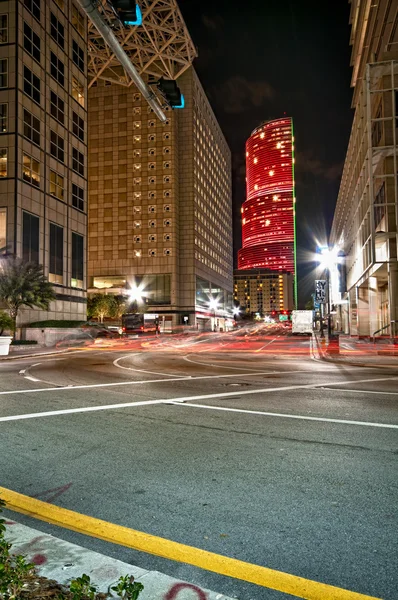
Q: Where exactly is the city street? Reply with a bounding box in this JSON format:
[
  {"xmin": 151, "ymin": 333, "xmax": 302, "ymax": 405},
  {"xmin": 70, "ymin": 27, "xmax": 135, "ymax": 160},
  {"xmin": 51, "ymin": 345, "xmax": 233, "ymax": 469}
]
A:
[{"xmin": 1, "ymin": 327, "xmax": 397, "ymax": 599}]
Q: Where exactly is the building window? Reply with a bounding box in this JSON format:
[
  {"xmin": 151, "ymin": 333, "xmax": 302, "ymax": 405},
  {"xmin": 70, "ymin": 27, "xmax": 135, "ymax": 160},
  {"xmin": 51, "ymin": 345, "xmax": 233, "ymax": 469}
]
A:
[
  {"xmin": 22, "ymin": 154, "xmax": 40, "ymax": 186},
  {"xmin": 0, "ymin": 103, "xmax": 7, "ymax": 132},
  {"xmin": 72, "ymin": 147, "xmax": 84, "ymax": 176},
  {"xmin": 0, "ymin": 59, "xmax": 7, "ymax": 88},
  {"xmin": 23, "ymin": 109, "xmax": 41, "ymax": 146},
  {"xmin": 0, "ymin": 148, "xmax": 6, "ymax": 177},
  {"xmin": 0, "ymin": 15, "xmax": 8, "ymax": 44},
  {"xmin": 0, "ymin": 207, "xmax": 6, "ymax": 253},
  {"xmin": 23, "ymin": 22, "xmax": 41, "ymax": 62},
  {"xmin": 71, "ymin": 232, "xmax": 83, "ymax": 288},
  {"xmin": 72, "ymin": 111, "xmax": 84, "ymax": 141},
  {"xmin": 53, "ymin": 0, "xmax": 64, "ymax": 10},
  {"xmin": 23, "ymin": 66, "xmax": 40, "ymax": 104},
  {"xmin": 72, "ymin": 183, "xmax": 84, "ymax": 211},
  {"xmin": 50, "ymin": 52, "xmax": 65, "ymax": 87},
  {"xmin": 72, "ymin": 39, "xmax": 84, "ymax": 72},
  {"xmin": 50, "ymin": 12, "xmax": 64, "ymax": 49},
  {"xmin": 49, "ymin": 223, "xmax": 63, "ymax": 283},
  {"xmin": 72, "ymin": 4, "xmax": 85, "ymax": 37},
  {"xmin": 72, "ymin": 77, "xmax": 84, "ymax": 107},
  {"xmin": 50, "ymin": 91, "xmax": 64, "ymax": 124},
  {"xmin": 372, "ymin": 104, "xmax": 383, "ymax": 147},
  {"xmin": 24, "ymin": 0, "xmax": 41, "ymax": 21},
  {"xmin": 50, "ymin": 130, "xmax": 64, "ymax": 162},
  {"xmin": 22, "ymin": 211, "xmax": 39, "ymax": 263},
  {"xmin": 49, "ymin": 170, "xmax": 64, "ymax": 200}
]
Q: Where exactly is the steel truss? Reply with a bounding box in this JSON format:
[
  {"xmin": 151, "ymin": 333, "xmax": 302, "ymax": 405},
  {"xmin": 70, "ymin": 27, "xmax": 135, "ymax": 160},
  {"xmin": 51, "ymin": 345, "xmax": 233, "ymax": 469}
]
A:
[{"xmin": 87, "ymin": 0, "xmax": 197, "ymax": 88}]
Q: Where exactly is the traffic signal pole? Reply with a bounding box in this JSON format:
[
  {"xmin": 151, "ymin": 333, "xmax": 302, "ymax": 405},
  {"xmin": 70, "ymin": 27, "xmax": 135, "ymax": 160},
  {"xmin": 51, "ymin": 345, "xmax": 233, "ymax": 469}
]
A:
[{"xmin": 78, "ymin": 0, "xmax": 167, "ymax": 123}]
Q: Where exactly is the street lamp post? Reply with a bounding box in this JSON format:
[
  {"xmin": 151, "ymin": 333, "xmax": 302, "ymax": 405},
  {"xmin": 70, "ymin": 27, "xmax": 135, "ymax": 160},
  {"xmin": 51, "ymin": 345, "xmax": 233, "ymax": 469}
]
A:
[
  {"xmin": 208, "ymin": 298, "xmax": 219, "ymax": 332},
  {"xmin": 318, "ymin": 246, "xmax": 340, "ymax": 339}
]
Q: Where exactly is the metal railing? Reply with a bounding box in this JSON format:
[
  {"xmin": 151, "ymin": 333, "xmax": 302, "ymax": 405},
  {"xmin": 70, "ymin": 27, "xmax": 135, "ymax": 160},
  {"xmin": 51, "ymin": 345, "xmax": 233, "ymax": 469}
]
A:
[{"xmin": 372, "ymin": 321, "xmax": 396, "ymax": 343}]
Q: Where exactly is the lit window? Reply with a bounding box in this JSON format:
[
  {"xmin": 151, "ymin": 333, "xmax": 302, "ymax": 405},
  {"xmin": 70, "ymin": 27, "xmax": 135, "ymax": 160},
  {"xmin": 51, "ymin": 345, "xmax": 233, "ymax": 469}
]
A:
[
  {"xmin": 133, "ymin": 135, "xmax": 141, "ymax": 143},
  {"xmin": 0, "ymin": 15, "xmax": 8, "ymax": 44},
  {"xmin": 72, "ymin": 4, "xmax": 85, "ymax": 37},
  {"xmin": 0, "ymin": 148, "xmax": 7, "ymax": 177},
  {"xmin": 72, "ymin": 77, "xmax": 85, "ymax": 107},
  {"xmin": 49, "ymin": 171, "xmax": 64, "ymax": 200},
  {"xmin": 269, "ymin": 170, "xmax": 274, "ymax": 176},
  {"xmin": 22, "ymin": 153, "xmax": 40, "ymax": 187},
  {"xmin": 134, "ymin": 250, "xmax": 141, "ymax": 257},
  {"xmin": 253, "ymin": 157, "xmax": 258, "ymax": 164}
]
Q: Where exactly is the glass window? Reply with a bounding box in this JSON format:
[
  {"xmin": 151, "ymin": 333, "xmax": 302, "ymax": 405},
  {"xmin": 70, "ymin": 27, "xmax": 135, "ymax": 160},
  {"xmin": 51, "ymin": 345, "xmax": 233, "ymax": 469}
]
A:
[
  {"xmin": 0, "ymin": 207, "xmax": 6, "ymax": 253},
  {"xmin": 50, "ymin": 51, "xmax": 64, "ymax": 86},
  {"xmin": 0, "ymin": 148, "xmax": 7, "ymax": 177},
  {"xmin": 50, "ymin": 12, "xmax": 64, "ymax": 49},
  {"xmin": 0, "ymin": 15, "xmax": 8, "ymax": 44},
  {"xmin": 24, "ymin": 0, "xmax": 41, "ymax": 21},
  {"xmin": 53, "ymin": 0, "xmax": 64, "ymax": 10},
  {"xmin": 72, "ymin": 77, "xmax": 84, "ymax": 107},
  {"xmin": 72, "ymin": 183, "xmax": 84, "ymax": 211},
  {"xmin": 50, "ymin": 130, "xmax": 64, "ymax": 162},
  {"xmin": 23, "ymin": 66, "xmax": 40, "ymax": 104},
  {"xmin": 72, "ymin": 39, "xmax": 84, "ymax": 72},
  {"xmin": 72, "ymin": 4, "xmax": 85, "ymax": 37},
  {"xmin": 22, "ymin": 211, "xmax": 39, "ymax": 263},
  {"xmin": 22, "ymin": 153, "xmax": 40, "ymax": 187},
  {"xmin": 71, "ymin": 232, "xmax": 83, "ymax": 287},
  {"xmin": 49, "ymin": 170, "xmax": 64, "ymax": 200},
  {"xmin": 0, "ymin": 58, "xmax": 7, "ymax": 88},
  {"xmin": 50, "ymin": 90, "xmax": 64, "ymax": 124},
  {"xmin": 23, "ymin": 22, "xmax": 41, "ymax": 62},
  {"xmin": 49, "ymin": 222, "xmax": 63, "ymax": 283},
  {"xmin": 23, "ymin": 109, "xmax": 40, "ymax": 146},
  {"xmin": 72, "ymin": 111, "xmax": 84, "ymax": 141},
  {"xmin": 72, "ymin": 147, "xmax": 84, "ymax": 175},
  {"xmin": 0, "ymin": 103, "xmax": 7, "ymax": 132}
]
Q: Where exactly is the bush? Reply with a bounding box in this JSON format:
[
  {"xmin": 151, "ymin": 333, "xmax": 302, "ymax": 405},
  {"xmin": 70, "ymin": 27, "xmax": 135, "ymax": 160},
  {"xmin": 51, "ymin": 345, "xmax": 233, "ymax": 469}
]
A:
[
  {"xmin": 27, "ymin": 320, "xmax": 87, "ymax": 328},
  {"xmin": 11, "ymin": 340, "xmax": 38, "ymax": 345},
  {"xmin": 0, "ymin": 311, "xmax": 13, "ymax": 335}
]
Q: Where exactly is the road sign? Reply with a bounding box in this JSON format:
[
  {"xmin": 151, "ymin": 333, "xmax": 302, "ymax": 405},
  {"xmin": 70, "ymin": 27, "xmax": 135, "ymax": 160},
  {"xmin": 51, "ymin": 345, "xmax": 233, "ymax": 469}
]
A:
[{"xmin": 315, "ymin": 280, "xmax": 327, "ymax": 304}]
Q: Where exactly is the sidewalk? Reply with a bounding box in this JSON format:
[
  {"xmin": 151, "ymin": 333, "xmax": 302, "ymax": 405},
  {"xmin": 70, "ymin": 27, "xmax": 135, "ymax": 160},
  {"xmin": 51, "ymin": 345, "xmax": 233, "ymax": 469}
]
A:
[
  {"xmin": 313, "ymin": 331, "xmax": 398, "ymax": 368},
  {"xmin": 5, "ymin": 520, "xmax": 234, "ymax": 600}
]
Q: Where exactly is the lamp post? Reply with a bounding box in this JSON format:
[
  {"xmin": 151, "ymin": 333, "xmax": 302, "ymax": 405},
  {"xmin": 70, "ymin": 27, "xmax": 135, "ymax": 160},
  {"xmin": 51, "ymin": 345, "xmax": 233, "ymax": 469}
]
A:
[{"xmin": 318, "ymin": 247, "xmax": 340, "ymax": 339}]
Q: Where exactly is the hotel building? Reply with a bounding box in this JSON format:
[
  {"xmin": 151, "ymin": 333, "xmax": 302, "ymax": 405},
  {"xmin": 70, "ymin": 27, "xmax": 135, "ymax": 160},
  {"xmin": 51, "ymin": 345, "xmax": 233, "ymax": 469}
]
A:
[
  {"xmin": 330, "ymin": 0, "xmax": 398, "ymax": 339},
  {"xmin": 0, "ymin": 0, "xmax": 88, "ymax": 324},
  {"xmin": 87, "ymin": 66, "xmax": 233, "ymax": 331}
]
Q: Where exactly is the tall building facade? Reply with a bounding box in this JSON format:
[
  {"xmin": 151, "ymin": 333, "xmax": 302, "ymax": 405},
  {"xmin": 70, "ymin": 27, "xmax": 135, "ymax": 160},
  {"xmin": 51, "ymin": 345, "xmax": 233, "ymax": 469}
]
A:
[
  {"xmin": 330, "ymin": 1, "xmax": 398, "ymax": 339},
  {"xmin": 234, "ymin": 269, "xmax": 294, "ymax": 316},
  {"xmin": 87, "ymin": 67, "xmax": 233, "ymax": 331},
  {"xmin": 238, "ymin": 118, "xmax": 296, "ymax": 277},
  {"xmin": 0, "ymin": 0, "xmax": 88, "ymax": 324}
]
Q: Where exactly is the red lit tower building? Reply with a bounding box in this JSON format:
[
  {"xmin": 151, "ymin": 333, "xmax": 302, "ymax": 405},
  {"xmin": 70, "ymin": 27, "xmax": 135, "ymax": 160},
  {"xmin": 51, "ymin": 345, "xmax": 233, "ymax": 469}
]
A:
[{"xmin": 235, "ymin": 117, "xmax": 296, "ymax": 315}]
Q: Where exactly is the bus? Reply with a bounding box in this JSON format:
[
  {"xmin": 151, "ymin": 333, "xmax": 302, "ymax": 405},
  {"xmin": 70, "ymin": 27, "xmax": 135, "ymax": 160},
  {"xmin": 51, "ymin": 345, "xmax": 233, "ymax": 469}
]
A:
[{"xmin": 121, "ymin": 313, "xmax": 158, "ymax": 335}]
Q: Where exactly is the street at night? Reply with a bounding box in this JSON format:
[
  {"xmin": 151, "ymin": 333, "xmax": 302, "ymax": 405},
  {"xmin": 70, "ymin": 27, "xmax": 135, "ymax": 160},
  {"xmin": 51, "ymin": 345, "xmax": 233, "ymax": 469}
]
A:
[{"xmin": 1, "ymin": 330, "xmax": 397, "ymax": 599}]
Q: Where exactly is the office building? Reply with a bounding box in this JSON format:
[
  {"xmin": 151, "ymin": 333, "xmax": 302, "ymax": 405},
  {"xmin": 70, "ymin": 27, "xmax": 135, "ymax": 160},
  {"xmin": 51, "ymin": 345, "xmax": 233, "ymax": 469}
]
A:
[
  {"xmin": 0, "ymin": 0, "xmax": 88, "ymax": 324},
  {"xmin": 234, "ymin": 269, "xmax": 294, "ymax": 317},
  {"xmin": 330, "ymin": 1, "xmax": 398, "ymax": 339},
  {"xmin": 87, "ymin": 66, "xmax": 233, "ymax": 331}
]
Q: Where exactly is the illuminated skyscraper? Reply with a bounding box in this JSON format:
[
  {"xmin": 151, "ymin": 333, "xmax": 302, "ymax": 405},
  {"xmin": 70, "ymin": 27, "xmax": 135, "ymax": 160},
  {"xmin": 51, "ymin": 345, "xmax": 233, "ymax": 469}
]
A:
[{"xmin": 238, "ymin": 118, "xmax": 296, "ymax": 294}]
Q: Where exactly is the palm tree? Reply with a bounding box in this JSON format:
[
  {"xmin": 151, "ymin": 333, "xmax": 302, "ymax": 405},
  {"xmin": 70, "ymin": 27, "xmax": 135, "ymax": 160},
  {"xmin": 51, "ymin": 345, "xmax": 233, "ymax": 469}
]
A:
[{"xmin": 0, "ymin": 257, "xmax": 56, "ymax": 336}]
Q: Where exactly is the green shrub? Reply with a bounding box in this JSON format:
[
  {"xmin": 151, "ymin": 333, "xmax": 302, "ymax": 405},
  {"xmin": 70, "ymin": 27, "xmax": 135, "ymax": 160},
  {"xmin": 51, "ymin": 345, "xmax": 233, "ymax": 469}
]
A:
[
  {"xmin": 11, "ymin": 340, "xmax": 38, "ymax": 345},
  {"xmin": 27, "ymin": 320, "xmax": 87, "ymax": 328}
]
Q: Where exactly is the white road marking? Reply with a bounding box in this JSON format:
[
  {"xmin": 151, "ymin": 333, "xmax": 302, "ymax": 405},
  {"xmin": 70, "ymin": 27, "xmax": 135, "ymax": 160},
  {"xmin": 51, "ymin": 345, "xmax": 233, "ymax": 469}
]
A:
[
  {"xmin": 255, "ymin": 337, "xmax": 279, "ymax": 353},
  {"xmin": 167, "ymin": 402, "xmax": 398, "ymax": 429},
  {"xmin": 320, "ymin": 387, "xmax": 398, "ymax": 396},
  {"xmin": 24, "ymin": 376, "xmax": 40, "ymax": 382},
  {"xmin": 18, "ymin": 370, "xmax": 26, "ymax": 375},
  {"xmin": 1, "ymin": 375, "xmax": 398, "ymax": 424},
  {"xmin": 113, "ymin": 354, "xmax": 185, "ymax": 377}
]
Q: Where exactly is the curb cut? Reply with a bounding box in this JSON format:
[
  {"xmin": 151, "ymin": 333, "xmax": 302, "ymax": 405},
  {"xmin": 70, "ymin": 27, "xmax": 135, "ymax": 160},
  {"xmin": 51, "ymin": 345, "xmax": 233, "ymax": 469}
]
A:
[
  {"xmin": 312, "ymin": 335, "xmax": 398, "ymax": 370},
  {"xmin": 6, "ymin": 521, "xmax": 233, "ymax": 600}
]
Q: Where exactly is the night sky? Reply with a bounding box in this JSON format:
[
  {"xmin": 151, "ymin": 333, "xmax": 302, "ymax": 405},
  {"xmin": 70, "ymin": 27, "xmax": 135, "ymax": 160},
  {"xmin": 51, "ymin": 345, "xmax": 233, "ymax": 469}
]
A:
[{"xmin": 180, "ymin": 0, "xmax": 354, "ymax": 305}]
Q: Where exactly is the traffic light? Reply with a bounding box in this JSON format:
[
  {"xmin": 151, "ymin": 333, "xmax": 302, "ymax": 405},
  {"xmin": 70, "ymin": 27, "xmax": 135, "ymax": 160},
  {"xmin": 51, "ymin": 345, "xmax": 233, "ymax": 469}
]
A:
[
  {"xmin": 157, "ymin": 78, "xmax": 185, "ymax": 109},
  {"xmin": 111, "ymin": 0, "xmax": 142, "ymax": 26}
]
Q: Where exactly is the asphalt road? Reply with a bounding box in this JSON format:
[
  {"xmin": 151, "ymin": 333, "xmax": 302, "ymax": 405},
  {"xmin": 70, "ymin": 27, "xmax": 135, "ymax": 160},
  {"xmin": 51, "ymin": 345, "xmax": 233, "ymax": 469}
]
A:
[{"xmin": 1, "ymin": 325, "xmax": 397, "ymax": 599}]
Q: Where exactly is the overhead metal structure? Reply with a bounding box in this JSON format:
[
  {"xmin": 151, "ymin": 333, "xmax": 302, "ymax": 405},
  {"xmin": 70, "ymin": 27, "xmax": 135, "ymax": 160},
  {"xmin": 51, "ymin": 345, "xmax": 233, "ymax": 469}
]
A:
[{"xmin": 85, "ymin": 0, "xmax": 197, "ymax": 88}]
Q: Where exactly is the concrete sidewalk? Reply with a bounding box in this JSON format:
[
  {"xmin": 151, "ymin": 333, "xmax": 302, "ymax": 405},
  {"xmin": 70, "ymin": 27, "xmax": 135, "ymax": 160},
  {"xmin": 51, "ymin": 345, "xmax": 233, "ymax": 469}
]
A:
[
  {"xmin": 5, "ymin": 520, "xmax": 233, "ymax": 600},
  {"xmin": 313, "ymin": 332, "xmax": 398, "ymax": 368}
]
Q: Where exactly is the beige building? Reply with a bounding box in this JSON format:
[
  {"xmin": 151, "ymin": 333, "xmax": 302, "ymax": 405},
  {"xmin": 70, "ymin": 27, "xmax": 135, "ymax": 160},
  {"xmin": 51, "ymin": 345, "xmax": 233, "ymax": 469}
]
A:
[
  {"xmin": 0, "ymin": 0, "xmax": 87, "ymax": 324},
  {"xmin": 234, "ymin": 269, "xmax": 294, "ymax": 317},
  {"xmin": 88, "ymin": 67, "xmax": 233, "ymax": 331},
  {"xmin": 330, "ymin": 0, "xmax": 398, "ymax": 339}
]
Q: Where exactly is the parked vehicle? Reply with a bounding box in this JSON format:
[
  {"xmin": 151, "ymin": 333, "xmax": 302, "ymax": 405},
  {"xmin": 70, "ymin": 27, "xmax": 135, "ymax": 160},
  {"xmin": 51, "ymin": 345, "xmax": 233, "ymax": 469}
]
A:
[
  {"xmin": 291, "ymin": 310, "xmax": 313, "ymax": 335},
  {"xmin": 121, "ymin": 313, "xmax": 159, "ymax": 335}
]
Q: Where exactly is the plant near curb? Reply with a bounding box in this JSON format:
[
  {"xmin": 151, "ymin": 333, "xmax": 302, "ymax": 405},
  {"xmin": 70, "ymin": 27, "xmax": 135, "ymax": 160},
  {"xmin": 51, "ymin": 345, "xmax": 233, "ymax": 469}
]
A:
[
  {"xmin": 0, "ymin": 311, "xmax": 13, "ymax": 336},
  {"xmin": 111, "ymin": 575, "xmax": 144, "ymax": 600},
  {"xmin": 70, "ymin": 574, "xmax": 98, "ymax": 600}
]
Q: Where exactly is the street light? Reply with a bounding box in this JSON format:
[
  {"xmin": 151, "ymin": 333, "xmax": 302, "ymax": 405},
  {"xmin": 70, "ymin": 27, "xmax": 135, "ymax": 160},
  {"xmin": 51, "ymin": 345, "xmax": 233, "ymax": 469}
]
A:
[
  {"xmin": 317, "ymin": 246, "xmax": 341, "ymax": 338},
  {"xmin": 128, "ymin": 281, "xmax": 146, "ymax": 312}
]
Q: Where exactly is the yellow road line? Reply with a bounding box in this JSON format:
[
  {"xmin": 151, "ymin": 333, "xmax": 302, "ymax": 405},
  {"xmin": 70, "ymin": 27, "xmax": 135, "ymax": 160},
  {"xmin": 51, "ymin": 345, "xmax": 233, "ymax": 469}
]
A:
[{"xmin": 0, "ymin": 486, "xmax": 381, "ymax": 600}]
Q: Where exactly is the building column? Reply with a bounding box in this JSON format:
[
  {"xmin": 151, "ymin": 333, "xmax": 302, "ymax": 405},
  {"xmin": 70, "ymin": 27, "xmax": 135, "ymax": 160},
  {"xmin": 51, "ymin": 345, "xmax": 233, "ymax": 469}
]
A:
[
  {"xmin": 388, "ymin": 262, "xmax": 398, "ymax": 339},
  {"xmin": 357, "ymin": 285, "xmax": 370, "ymax": 337},
  {"xmin": 368, "ymin": 277, "xmax": 379, "ymax": 338}
]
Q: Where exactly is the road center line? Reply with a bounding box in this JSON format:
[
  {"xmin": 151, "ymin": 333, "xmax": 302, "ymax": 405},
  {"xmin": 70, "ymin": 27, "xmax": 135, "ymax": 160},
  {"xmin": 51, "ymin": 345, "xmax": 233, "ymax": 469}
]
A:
[
  {"xmin": 1, "ymin": 375, "xmax": 397, "ymax": 425},
  {"xmin": 113, "ymin": 354, "xmax": 185, "ymax": 377}
]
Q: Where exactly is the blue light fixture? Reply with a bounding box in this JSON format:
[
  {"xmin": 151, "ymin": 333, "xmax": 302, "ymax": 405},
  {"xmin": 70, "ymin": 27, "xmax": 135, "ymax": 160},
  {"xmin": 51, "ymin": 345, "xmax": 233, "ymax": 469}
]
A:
[{"xmin": 124, "ymin": 3, "xmax": 142, "ymax": 26}]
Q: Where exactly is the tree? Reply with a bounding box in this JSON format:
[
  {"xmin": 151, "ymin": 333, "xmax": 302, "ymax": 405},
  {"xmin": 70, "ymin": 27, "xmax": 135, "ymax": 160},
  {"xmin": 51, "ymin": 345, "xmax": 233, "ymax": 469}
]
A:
[
  {"xmin": 0, "ymin": 311, "xmax": 13, "ymax": 335},
  {"xmin": 87, "ymin": 294, "xmax": 116, "ymax": 323},
  {"xmin": 111, "ymin": 295, "xmax": 127, "ymax": 319},
  {"xmin": 0, "ymin": 258, "xmax": 56, "ymax": 336}
]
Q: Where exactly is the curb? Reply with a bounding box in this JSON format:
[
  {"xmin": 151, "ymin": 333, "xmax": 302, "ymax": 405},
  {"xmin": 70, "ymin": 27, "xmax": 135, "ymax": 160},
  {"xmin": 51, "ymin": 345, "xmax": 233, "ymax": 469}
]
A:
[
  {"xmin": 6, "ymin": 521, "xmax": 233, "ymax": 600},
  {"xmin": 0, "ymin": 348, "xmax": 83, "ymax": 361}
]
